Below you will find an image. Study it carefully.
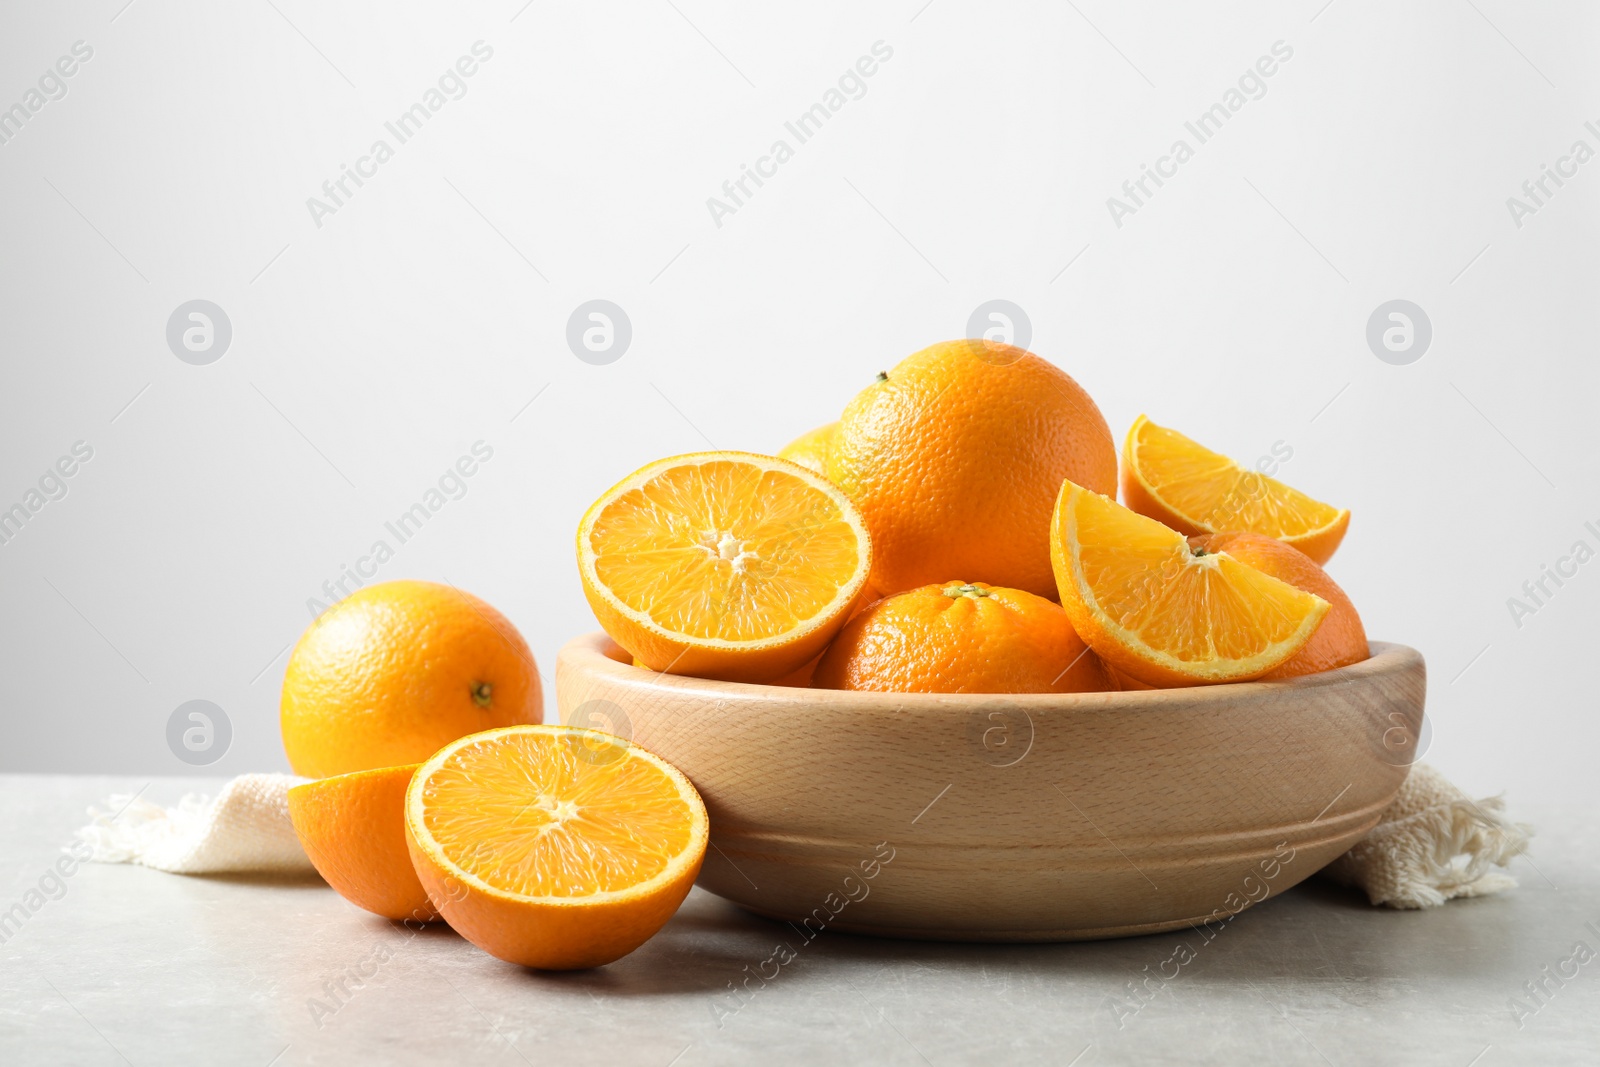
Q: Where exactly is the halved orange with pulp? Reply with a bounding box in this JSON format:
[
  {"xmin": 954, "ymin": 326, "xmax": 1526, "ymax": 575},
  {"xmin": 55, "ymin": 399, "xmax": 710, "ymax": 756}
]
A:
[
  {"xmin": 1122, "ymin": 415, "xmax": 1349, "ymax": 564},
  {"xmin": 576, "ymin": 451, "xmax": 872, "ymax": 682},
  {"xmin": 404, "ymin": 725, "xmax": 708, "ymax": 970},
  {"xmin": 1050, "ymin": 480, "xmax": 1330, "ymax": 687}
]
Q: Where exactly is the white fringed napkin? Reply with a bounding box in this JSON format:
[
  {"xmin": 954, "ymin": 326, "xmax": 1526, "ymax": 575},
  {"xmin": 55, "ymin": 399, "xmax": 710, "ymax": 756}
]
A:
[
  {"xmin": 1319, "ymin": 762, "xmax": 1533, "ymax": 908},
  {"xmin": 77, "ymin": 773, "xmax": 312, "ymax": 875},
  {"xmin": 76, "ymin": 763, "xmax": 1532, "ymax": 908}
]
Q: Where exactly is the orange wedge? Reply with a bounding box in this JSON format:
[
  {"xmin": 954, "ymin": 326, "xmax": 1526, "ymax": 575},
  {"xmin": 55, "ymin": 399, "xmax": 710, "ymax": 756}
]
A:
[
  {"xmin": 576, "ymin": 451, "xmax": 872, "ymax": 682},
  {"xmin": 405, "ymin": 725, "xmax": 707, "ymax": 970},
  {"xmin": 1050, "ymin": 480, "xmax": 1331, "ymax": 687},
  {"xmin": 1122, "ymin": 415, "xmax": 1350, "ymax": 564},
  {"xmin": 287, "ymin": 764, "xmax": 437, "ymax": 923}
]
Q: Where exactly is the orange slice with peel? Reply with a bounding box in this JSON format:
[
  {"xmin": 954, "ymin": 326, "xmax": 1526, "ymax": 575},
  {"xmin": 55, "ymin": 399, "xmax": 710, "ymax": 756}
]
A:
[
  {"xmin": 1050, "ymin": 480, "xmax": 1330, "ymax": 687},
  {"xmin": 287, "ymin": 763, "xmax": 437, "ymax": 923},
  {"xmin": 1122, "ymin": 415, "xmax": 1349, "ymax": 564},
  {"xmin": 576, "ymin": 451, "xmax": 871, "ymax": 682},
  {"xmin": 404, "ymin": 725, "xmax": 708, "ymax": 970}
]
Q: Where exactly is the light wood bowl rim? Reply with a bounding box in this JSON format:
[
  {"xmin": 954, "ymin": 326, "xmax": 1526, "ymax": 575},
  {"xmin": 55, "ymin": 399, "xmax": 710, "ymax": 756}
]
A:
[{"xmin": 559, "ymin": 631, "xmax": 1421, "ymax": 708}]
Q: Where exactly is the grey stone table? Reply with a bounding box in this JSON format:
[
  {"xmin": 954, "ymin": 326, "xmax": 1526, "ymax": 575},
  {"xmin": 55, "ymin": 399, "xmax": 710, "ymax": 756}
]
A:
[{"xmin": 1, "ymin": 775, "xmax": 1594, "ymax": 1066}]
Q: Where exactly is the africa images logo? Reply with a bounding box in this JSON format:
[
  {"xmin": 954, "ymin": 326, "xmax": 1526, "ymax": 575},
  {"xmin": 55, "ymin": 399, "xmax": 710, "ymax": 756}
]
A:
[{"xmin": 0, "ymin": 40, "xmax": 93, "ymax": 148}]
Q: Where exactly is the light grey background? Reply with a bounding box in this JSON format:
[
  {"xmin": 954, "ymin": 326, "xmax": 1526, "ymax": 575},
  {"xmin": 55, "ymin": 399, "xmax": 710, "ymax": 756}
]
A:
[{"xmin": 0, "ymin": 1, "xmax": 1594, "ymax": 806}]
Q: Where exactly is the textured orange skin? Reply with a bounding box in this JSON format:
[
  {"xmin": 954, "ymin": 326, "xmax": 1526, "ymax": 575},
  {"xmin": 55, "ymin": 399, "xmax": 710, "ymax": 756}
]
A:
[
  {"xmin": 577, "ymin": 452, "xmax": 872, "ymax": 685},
  {"xmin": 639, "ymin": 652, "xmax": 820, "ymax": 687},
  {"xmin": 287, "ymin": 764, "xmax": 437, "ymax": 922},
  {"xmin": 1105, "ymin": 668, "xmax": 1156, "ymax": 692},
  {"xmin": 1191, "ymin": 532, "xmax": 1367, "ymax": 679},
  {"xmin": 281, "ymin": 581, "xmax": 542, "ymax": 778},
  {"xmin": 584, "ymin": 578, "xmax": 866, "ymax": 685},
  {"xmin": 776, "ymin": 422, "xmax": 838, "ymax": 475},
  {"xmin": 826, "ymin": 340, "xmax": 1116, "ymax": 598},
  {"xmin": 768, "ymin": 655, "xmax": 821, "ymax": 687},
  {"xmin": 624, "ymin": 587, "xmax": 869, "ymax": 688},
  {"xmin": 813, "ymin": 582, "xmax": 1112, "ymax": 694},
  {"xmin": 1049, "ymin": 484, "xmax": 1327, "ymax": 688},
  {"xmin": 407, "ymin": 833, "xmax": 702, "ymax": 970},
  {"xmin": 1121, "ymin": 418, "xmax": 1349, "ymax": 565},
  {"xmin": 845, "ymin": 584, "xmax": 885, "ymax": 622},
  {"xmin": 404, "ymin": 727, "xmax": 708, "ymax": 971}
]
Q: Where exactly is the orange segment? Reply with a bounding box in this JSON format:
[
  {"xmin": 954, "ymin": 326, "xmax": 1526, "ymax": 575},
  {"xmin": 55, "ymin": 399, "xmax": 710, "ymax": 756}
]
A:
[
  {"xmin": 1122, "ymin": 415, "xmax": 1350, "ymax": 564},
  {"xmin": 405, "ymin": 725, "xmax": 708, "ymax": 970},
  {"xmin": 1191, "ymin": 531, "xmax": 1368, "ymax": 679},
  {"xmin": 287, "ymin": 764, "xmax": 437, "ymax": 923},
  {"xmin": 1050, "ymin": 480, "xmax": 1330, "ymax": 687},
  {"xmin": 577, "ymin": 452, "xmax": 871, "ymax": 682}
]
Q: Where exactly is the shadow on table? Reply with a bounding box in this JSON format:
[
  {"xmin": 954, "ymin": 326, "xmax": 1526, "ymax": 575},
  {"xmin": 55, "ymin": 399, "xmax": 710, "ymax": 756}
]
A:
[
  {"xmin": 511, "ymin": 899, "xmax": 794, "ymax": 995},
  {"xmin": 547, "ymin": 874, "xmax": 1527, "ymax": 994},
  {"xmin": 188, "ymin": 870, "xmax": 328, "ymax": 889},
  {"xmin": 207, "ymin": 863, "xmax": 1523, "ymax": 996}
]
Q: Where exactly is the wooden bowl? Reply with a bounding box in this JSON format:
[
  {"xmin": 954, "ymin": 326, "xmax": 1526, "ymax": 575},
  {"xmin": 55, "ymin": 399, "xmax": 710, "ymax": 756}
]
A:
[{"xmin": 556, "ymin": 632, "xmax": 1424, "ymax": 942}]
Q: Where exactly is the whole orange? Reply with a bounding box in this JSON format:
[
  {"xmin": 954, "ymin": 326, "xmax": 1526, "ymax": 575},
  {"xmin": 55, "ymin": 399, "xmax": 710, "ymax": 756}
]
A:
[
  {"xmin": 1190, "ymin": 532, "xmax": 1367, "ymax": 678},
  {"xmin": 281, "ymin": 580, "xmax": 542, "ymax": 778},
  {"xmin": 825, "ymin": 340, "xmax": 1116, "ymax": 598},
  {"xmin": 813, "ymin": 581, "xmax": 1111, "ymax": 693},
  {"xmin": 776, "ymin": 422, "xmax": 838, "ymax": 475}
]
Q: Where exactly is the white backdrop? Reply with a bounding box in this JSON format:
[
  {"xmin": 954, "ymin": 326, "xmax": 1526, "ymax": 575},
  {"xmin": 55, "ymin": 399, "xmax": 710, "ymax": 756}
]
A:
[{"xmin": 0, "ymin": 1, "xmax": 1594, "ymax": 806}]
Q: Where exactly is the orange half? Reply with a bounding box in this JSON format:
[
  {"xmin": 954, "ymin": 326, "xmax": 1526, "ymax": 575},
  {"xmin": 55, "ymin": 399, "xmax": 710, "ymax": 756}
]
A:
[
  {"xmin": 405, "ymin": 725, "xmax": 708, "ymax": 970},
  {"xmin": 287, "ymin": 764, "xmax": 437, "ymax": 923},
  {"xmin": 1050, "ymin": 480, "xmax": 1330, "ymax": 687},
  {"xmin": 577, "ymin": 451, "xmax": 871, "ymax": 682},
  {"xmin": 1123, "ymin": 415, "xmax": 1349, "ymax": 564}
]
